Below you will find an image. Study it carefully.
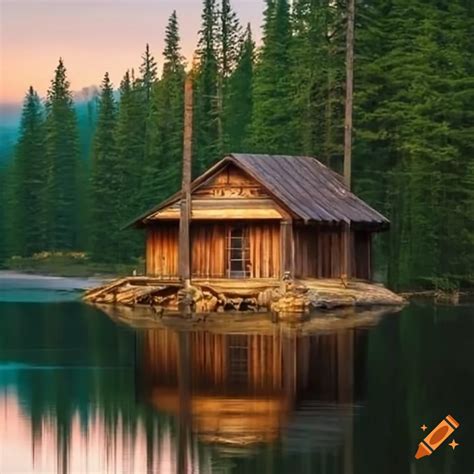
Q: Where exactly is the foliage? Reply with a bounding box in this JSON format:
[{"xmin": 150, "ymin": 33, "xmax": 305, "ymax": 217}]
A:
[
  {"xmin": 89, "ymin": 73, "xmax": 119, "ymax": 262},
  {"xmin": 8, "ymin": 87, "xmax": 47, "ymax": 256},
  {"xmin": 249, "ymin": 0, "xmax": 295, "ymax": 153},
  {"xmin": 354, "ymin": 0, "xmax": 474, "ymax": 289},
  {"xmin": 143, "ymin": 11, "xmax": 186, "ymax": 209},
  {"xmin": 44, "ymin": 59, "xmax": 81, "ymax": 251},
  {"xmin": 224, "ymin": 24, "xmax": 254, "ymax": 152},
  {"xmin": 1, "ymin": 0, "xmax": 473, "ymax": 289},
  {"xmin": 114, "ymin": 70, "xmax": 147, "ymax": 260},
  {"xmin": 194, "ymin": 0, "xmax": 221, "ymax": 173}
]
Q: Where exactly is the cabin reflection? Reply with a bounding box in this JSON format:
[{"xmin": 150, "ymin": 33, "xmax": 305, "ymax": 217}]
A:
[{"xmin": 136, "ymin": 327, "xmax": 367, "ymax": 472}]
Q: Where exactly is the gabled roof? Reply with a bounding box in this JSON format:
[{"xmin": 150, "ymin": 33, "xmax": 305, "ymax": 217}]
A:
[{"xmin": 129, "ymin": 154, "xmax": 389, "ymax": 229}]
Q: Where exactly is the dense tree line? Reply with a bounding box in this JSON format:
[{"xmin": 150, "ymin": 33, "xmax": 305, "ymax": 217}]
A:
[{"xmin": 1, "ymin": 0, "xmax": 472, "ymax": 289}]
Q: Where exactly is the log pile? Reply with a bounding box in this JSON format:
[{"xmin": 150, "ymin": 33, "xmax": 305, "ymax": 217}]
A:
[{"xmin": 83, "ymin": 277, "xmax": 405, "ymax": 316}]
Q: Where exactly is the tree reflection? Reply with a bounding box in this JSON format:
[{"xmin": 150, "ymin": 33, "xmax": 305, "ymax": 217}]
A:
[{"xmin": 0, "ymin": 302, "xmax": 401, "ymax": 474}]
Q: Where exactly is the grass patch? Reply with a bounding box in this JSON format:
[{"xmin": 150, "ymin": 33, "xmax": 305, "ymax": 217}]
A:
[{"xmin": 3, "ymin": 252, "xmax": 145, "ymax": 278}]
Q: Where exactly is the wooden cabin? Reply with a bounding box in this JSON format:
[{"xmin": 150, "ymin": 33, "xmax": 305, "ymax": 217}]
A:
[{"xmin": 132, "ymin": 154, "xmax": 389, "ymax": 281}]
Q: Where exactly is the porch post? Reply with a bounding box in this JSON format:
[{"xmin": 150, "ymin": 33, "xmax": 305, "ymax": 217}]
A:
[
  {"xmin": 341, "ymin": 222, "xmax": 351, "ymax": 281},
  {"xmin": 179, "ymin": 76, "xmax": 193, "ymax": 288},
  {"xmin": 280, "ymin": 219, "xmax": 295, "ymax": 278}
]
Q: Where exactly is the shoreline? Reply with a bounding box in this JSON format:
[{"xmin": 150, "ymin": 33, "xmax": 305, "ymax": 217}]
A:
[
  {"xmin": 0, "ymin": 270, "xmax": 107, "ymax": 292},
  {"xmin": 2, "ymin": 270, "xmax": 471, "ymax": 306}
]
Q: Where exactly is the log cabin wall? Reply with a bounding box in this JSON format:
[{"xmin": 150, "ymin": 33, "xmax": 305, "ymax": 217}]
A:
[{"xmin": 294, "ymin": 224, "xmax": 373, "ymax": 280}]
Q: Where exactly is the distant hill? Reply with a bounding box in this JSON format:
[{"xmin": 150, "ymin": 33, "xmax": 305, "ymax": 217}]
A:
[
  {"xmin": 0, "ymin": 125, "xmax": 18, "ymax": 165},
  {"xmin": 0, "ymin": 103, "xmax": 21, "ymax": 164}
]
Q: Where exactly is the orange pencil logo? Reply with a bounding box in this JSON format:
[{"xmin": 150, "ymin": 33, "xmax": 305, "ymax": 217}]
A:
[{"xmin": 415, "ymin": 414, "xmax": 460, "ymax": 459}]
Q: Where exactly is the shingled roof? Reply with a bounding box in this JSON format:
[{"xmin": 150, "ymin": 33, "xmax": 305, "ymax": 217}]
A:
[{"xmin": 131, "ymin": 154, "xmax": 389, "ymax": 228}]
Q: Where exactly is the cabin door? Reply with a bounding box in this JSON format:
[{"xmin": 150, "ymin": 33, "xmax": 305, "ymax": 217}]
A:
[{"xmin": 227, "ymin": 225, "xmax": 250, "ymax": 278}]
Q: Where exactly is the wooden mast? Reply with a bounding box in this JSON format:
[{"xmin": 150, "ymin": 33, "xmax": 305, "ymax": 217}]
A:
[
  {"xmin": 342, "ymin": 0, "xmax": 355, "ymax": 283},
  {"xmin": 179, "ymin": 76, "xmax": 193, "ymax": 288}
]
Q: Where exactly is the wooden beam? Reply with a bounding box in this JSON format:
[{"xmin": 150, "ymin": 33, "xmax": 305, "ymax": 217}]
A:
[
  {"xmin": 179, "ymin": 76, "xmax": 193, "ymax": 286},
  {"xmin": 341, "ymin": 222, "xmax": 351, "ymax": 281},
  {"xmin": 280, "ymin": 220, "xmax": 295, "ymax": 278}
]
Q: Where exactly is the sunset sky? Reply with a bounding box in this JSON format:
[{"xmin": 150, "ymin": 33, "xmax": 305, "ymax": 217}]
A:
[{"xmin": 0, "ymin": 0, "xmax": 263, "ymax": 105}]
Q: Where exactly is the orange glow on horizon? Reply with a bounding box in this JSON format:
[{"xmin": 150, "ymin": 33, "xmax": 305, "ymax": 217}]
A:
[{"xmin": 0, "ymin": 0, "xmax": 262, "ymax": 103}]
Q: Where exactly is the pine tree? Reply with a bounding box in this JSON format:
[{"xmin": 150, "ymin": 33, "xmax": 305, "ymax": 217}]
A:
[
  {"xmin": 114, "ymin": 70, "xmax": 145, "ymax": 260},
  {"xmin": 44, "ymin": 59, "xmax": 81, "ymax": 251},
  {"xmin": 224, "ymin": 24, "xmax": 254, "ymax": 152},
  {"xmin": 194, "ymin": 0, "xmax": 221, "ymax": 172},
  {"xmin": 139, "ymin": 44, "xmax": 158, "ymax": 104},
  {"xmin": 8, "ymin": 87, "xmax": 46, "ymax": 256},
  {"xmin": 354, "ymin": 0, "xmax": 474, "ymax": 289},
  {"xmin": 289, "ymin": 0, "xmax": 346, "ymax": 166},
  {"xmin": 249, "ymin": 0, "xmax": 294, "ymax": 153},
  {"xmin": 137, "ymin": 45, "xmax": 158, "ymax": 204},
  {"xmin": 144, "ymin": 11, "xmax": 186, "ymax": 209},
  {"xmin": 218, "ymin": 0, "xmax": 241, "ymax": 80},
  {"xmin": 89, "ymin": 73, "xmax": 118, "ymax": 262},
  {"xmin": 218, "ymin": 0, "xmax": 242, "ymax": 152}
]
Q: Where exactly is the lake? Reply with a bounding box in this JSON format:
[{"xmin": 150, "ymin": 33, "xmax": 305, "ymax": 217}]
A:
[{"xmin": 0, "ymin": 274, "xmax": 472, "ymax": 474}]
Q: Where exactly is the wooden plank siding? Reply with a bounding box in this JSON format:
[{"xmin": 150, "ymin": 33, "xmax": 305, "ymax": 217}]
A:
[
  {"xmin": 146, "ymin": 221, "xmax": 281, "ymax": 279},
  {"xmin": 146, "ymin": 224, "xmax": 179, "ymax": 278},
  {"xmin": 146, "ymin": 221, "xmax": 371, "ymax": 280},
  {"xmin": 191, "ymin": 222, "xmax": 227, "ymax": 278},
  {"xmin": 248, "ymin": 222, "xmax": 280, "ymax": 279},
  {"xmin": 294, "ymin": 224, "xmax": 372, "ymax": 280},
  {"xmin": 147, "ymin": 164, "xmax": 287, "ymax": 222}
]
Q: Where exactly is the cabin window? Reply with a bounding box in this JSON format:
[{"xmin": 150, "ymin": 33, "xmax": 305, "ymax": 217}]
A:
[{"xmin": 227, "ymin": 226, "xmax": 250, "ymax": 278}]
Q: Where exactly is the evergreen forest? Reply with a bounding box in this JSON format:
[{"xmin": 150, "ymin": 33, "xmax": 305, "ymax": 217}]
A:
[{"xmin": 1, "ymin": 0, "xmax": 473, "ymax": 291}]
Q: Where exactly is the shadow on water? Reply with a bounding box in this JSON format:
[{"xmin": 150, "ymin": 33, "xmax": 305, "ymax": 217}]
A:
[{"xmin": 0, "ymin": 287, "xmax": 472, "ymax": 474}]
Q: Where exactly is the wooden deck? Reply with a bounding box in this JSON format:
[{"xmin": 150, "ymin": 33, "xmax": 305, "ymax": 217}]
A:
[{"xmin": 83, "ymin": 276, "xmax": 406, "ymax": 317}]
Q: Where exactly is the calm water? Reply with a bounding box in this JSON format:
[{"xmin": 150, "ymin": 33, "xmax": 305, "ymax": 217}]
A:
[{"xmin": 0, "ymin": 276, "xmax": 472, "ymax": 474}]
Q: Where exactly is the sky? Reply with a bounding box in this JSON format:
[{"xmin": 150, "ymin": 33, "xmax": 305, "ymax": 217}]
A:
[{"xmin": 0, "ymin": 0, "xmax": 263, "ymax": 106}]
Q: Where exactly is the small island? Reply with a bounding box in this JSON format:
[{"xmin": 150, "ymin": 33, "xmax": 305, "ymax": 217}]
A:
[{"xmin": 84, "ymin": 153, "xmax": 405, "ymax": 315}]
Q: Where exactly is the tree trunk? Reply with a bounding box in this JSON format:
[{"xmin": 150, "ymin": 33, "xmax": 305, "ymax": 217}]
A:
[{"xmin": 179, "ymin": 76, "xmax": 193, "ymax": 287}]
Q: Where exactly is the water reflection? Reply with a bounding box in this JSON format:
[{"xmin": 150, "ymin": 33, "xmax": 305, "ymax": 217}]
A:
[
  {"xmin": 1, "ymin": 297, "xmax": 473, "ymax": 474},
  {"xmin": 137, "ymin": 328, "xmax": 366, "ymax": 473}
]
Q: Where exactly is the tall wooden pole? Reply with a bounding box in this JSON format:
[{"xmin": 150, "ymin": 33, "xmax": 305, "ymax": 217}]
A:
[
  {"xmin": 344, "ymin": 0, "xmax": 355, "ymax": 190},
  {"xmin": 179, "ymin": 76, "xmax": 193, "ymax": 288},
  {"xmin": 342, "ymin": 0, "xmax": 355, "ymax": 283}
]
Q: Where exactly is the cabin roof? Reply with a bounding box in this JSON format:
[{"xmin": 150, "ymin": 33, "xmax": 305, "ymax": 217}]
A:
[{"xmin": 129, "ymin": 154, "xmax": 389, "ymax": 228}]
